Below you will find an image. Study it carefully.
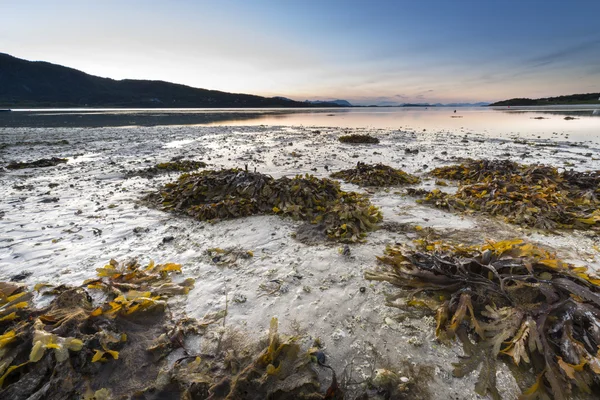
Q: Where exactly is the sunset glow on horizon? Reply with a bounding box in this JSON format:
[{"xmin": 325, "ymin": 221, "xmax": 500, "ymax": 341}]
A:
[{"xmin": 2, "ymin": 0, "xmax": 599, "ymax": 105}]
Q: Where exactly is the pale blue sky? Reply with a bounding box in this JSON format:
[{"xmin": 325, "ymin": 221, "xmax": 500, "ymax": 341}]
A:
[{"xmin": 1, "ymin": 0, "xmax": 599, "ymax": 104}]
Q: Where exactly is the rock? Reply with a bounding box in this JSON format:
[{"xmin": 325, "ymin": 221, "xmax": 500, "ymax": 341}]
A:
[
  {"xmin": 10, "ymin": 271, "xmax": 33, "ymax": 282},
  {"xmin": 162, "ymin": 236, "xmax": 175, "ymax": 243}
]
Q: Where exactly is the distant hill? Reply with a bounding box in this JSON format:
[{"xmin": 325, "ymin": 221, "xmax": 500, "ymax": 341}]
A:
[
  {"xmin": 490, "ymin": 93, "xmax": 600, "ymax": 106},
  {"xmin": 305, "ymin": 99, "xmax": 353, "ymax": 107},
  {"xmin": 0, "ymin": 53, "xmax": 342, "ymax": 108}
]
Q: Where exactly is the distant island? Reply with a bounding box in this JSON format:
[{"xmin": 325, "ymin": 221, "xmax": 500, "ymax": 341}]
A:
[
  {"xmin": 490, "ymin": 93, "xmax": 600, "ymax": 106},
  {"xmin": 0, "ymin": 53, "xmax": 346, "ymax": 108}
]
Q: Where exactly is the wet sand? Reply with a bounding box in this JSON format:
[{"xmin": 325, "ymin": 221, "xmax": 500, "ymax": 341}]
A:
[{"xmin": 1, "ymin": 122, "xmax": 599, "ymax": 398}]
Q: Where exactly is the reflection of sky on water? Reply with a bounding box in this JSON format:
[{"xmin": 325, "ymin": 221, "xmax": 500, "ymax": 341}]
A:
[
  {"xmin": 203, "ymin": 107, "xmax": 600, "ymax": 143},
  {"xmin": 8, "ymin": 107, "xmax": 600, "ymax": 143}
]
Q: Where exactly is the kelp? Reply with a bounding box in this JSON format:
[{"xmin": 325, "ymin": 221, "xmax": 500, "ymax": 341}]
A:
[
  {"xmin": 144, "ymin": 317, "xmax": 342, "ymax": 399},
  {"xmin": 338, "ymin": 134, "xmax": 380, "ymax": 144},
  {"xmin": 331, "ymin": 162, "xmax": 420, "ymax": 187},
  {"xmin": 5, "ymin": 157, "xmax": 68, "ymax": 170},
  {"xmin": 156, "ymin": 160, "xmax": 207, "ymax": 172},
  {"xmin": 0, "ymin": 259, "xmax": 196, "ymax": 399},
  {"xmin": 412, "ymin": 159, "xmax": 600, "ymax": 231},
  {"xmin": 366, "ymin": 239, "xmax": 600, "ymax": 399},
  {"xmin": 127, "ymin": 159, "xmax": 207, "ymax": 178},
  {"xmin": 206, "ymin": 247, "xmax": 254, "ymax": 267},
  {"xmin": 147, "ymin": 169, "xmax": 383, "ymax": 242},
  {"xmin": 1, "ymin": 266, "xmax": 344, "ymax": 399}
]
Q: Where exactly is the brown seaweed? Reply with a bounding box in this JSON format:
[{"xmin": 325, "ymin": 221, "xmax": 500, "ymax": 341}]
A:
[
  {"xmin": 5, "ymin": 157, "xmax": 68, "ymax": 170},
  {"xmin": 366, "ymin": 239, "xmax": 600, "ymax": 399},
  {"xmin": 127, "ymin": 159, "xmax": 207, "ymax": 178},
  {"xmin": 331, "ymin": 162, "xmax": 420, "ymax": 187},
  {"xmin": 1, "ymin": 264, "xmax": 342, "ymax": 399},
  {"xmin": 0, "ymin": 259, "xmax": 197, "ymax": 399},
  {"xmin": 147, "ymin": 169, "xmax": 383, "ymax": 242},
  {"xmin": 338, "ymin": 134, "xmax": 380, "ymax": 144},
  {"xmin": 146, "ymin": 317, "xmax": 339, "ymax": 399},
  {"xmin": 411, "ymin": 159, "xmax": 600, "ymax": 231}
]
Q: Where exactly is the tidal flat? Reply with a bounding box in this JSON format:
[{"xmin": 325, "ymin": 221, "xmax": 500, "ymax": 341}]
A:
[{"xmin": 1, "ymin": 118, "xmax": 600, "ymax": 399}]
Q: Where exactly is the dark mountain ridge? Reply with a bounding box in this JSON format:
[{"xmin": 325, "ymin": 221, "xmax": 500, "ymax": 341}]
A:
[
  {"xmin": 0, "ymin": 53, "xmax": 343, "ymax": 108},
  {"xmin": 490, "ymin": 93, "xmax": 600, "ymax": 106}
]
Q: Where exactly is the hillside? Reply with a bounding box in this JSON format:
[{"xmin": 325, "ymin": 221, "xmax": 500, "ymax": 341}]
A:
[
  {"xmin": 490, "ymin": 93, "xmax": 600, "ymax": 106},
  {"xmin": 0, "ymin": 53, "xmax": 343, "ymax": 108}
]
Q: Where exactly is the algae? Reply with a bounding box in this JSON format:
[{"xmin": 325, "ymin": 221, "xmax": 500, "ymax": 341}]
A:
[
  {"xmin": 366, "ymin": 239, "xmax": 600, "ymax": 399},
  {"xmin": 5, "ymin": 157, "xmax": 68, "ymax": 170},
  {"xmin": 331, "ymin": 162, "xmax": 420, "ymax": 187},
  {"xmin": 127, "ymin": 159, "xmax": 207, "ymax": 178},
  {"xmin": 410, "ymin": 159, "xmax": 600, "ymax": 231},
  {"xmin": 0, "ymin": 259, "xmax": 197, "ymax": 399},
  {"xmin": 147, "ymin": 169, "xmax": 383, "ymax": 243},
  {"xmin": 0, "ymin": 262, "xmax": 347, "ymax": 399},
  {"xmin": 338, "ymin": 134, "xmax": 380, "ymax": 144}
]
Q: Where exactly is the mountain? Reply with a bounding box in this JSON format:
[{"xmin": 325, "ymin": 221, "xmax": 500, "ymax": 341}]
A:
[
  {"xmin": 434, "ymin": 102, "xmax": 490, "ymax": 107},
  {"xmin": 363, "ymin": 101, "xmax": 489, "ymax": 107},
  {"xmin": 0, "ymin": 53, "xmax": 342, "ymax": 108},
  {"xmin": 305, "ymin": 99, "xmax": 352, "ymax": 107},
  {"xmin": 490, "ymin": 93, "xmax": 600, "ymax": 106}
]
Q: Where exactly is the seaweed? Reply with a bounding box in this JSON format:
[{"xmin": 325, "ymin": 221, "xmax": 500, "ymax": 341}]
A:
[
  {"xmin": 127, "ymin": 159, "xmax": 207, "ymax": 178},
  {"xmin": 206, "ymin": 247, "xmax": 254, "ymax": 267},
  {"xmin": 141, "ymin": 317, "xmax": 342, "ymax": 399},
  {"xmin": 331, "ymin": 162, "xmax": 420, "ymax": 187},
  {"xmin": 338, "ymin": 134, "xmax": 380, "ymax": 144},
  {"xmin": 155, "ymin": 160, "xmax": 207, "ymax": 172},
  {"xmin": 1, "ymin": 263, "xmax": 343, "ymax": 399},
  {"xmin": 147, "ymin": 169, "xmax": 383, "ymax": 243},
  {"xmin": 0, "ymin": 259, "xmax": 197, "ymax": 399},
  {"xmin": 5, "ymin": 157, "xmax": 68, "ymax": 170},
  {"xmin": 411, "ymin": 159, "xmax": 600, "ymax": 231},
  {"xmin": 366, "ymin": 239, "xmax": 600, "ymax": 399}
]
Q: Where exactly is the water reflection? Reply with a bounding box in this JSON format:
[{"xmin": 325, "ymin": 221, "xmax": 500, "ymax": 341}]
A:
[{"xmin": 2, "ymin": 107, "xmax": 599, "ymax": 143}]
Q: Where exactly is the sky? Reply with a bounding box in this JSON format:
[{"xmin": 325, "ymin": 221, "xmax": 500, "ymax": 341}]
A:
[{"xmin": 1, "ymin": 0, "xmax": 600, "ymax": 105}]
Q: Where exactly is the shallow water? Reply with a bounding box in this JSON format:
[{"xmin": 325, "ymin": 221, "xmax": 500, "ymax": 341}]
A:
[{"xmin": 4, "ymin": 106, "xmax": 600, "ymax": 143}]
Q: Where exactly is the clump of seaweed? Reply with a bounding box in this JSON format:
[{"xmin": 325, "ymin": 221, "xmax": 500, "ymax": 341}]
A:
[
  {"xmin": 206, "ymin": 247, "xmax": 254, "ymax": 267},
  {"xmin": 0, "ymin": 259, "xmax": 197, "ymax": 398},
  {"xmin": 6, "ymin": 157, "xmax": 68, "ymax": 170},
  {"xmin": 156, "ymin": 160, "xmax": 207, "ymax": 172},
  {"xmin": 338, "ymin": 134, "xmax": 380, "ymax": 144},
  {"xmin": 412, "ymin": 159, "xmax": 600, "ymax": 230},
  {"xmin": 366, "ymin": 239, "xmax": 600, "ymax": 399},
  {"xmin": 148, "ymin": 169, "xmax": 383, "ymax": 242},
  {"xmin": 127, "ymin": 159, "xmax": 207, "ymax": 178},
  {"xmin": 146, "ymin": 317, "xmax": 343, "ymax": 399},
  {"xmin": 331, "ymin": 162, "xmax": 420, "ymax": 187}
]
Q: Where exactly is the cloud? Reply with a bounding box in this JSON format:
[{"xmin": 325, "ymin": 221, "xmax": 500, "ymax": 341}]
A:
[{"xmin": 526, "ymin": 38, "xmax": 600, "ymax": 69}]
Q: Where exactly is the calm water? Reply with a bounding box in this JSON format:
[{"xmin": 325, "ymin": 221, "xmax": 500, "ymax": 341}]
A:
[
  {"xmin": 206, "ymin": 106, "xmax": 600, "ymax": 143},
  {"xmin": 7, "ymin": 106, "xmax": 600, "ymax": 143}
]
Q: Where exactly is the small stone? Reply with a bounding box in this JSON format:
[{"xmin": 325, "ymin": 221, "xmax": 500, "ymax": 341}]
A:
[
  {"xmin": 359, "ymin": 286, "xmax": 366, "ymax": 293},
  {"xmin": 162, "ymin": 236, "xmax": 175, "ymax": 243},
  {"xmin": 10, "ymin": 271, "xmax": 33, "ymax": 282},
  {"xmin": 400, "ymin": 376, "xmax": 409, "ymax": 383}
]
